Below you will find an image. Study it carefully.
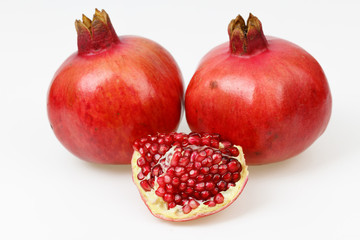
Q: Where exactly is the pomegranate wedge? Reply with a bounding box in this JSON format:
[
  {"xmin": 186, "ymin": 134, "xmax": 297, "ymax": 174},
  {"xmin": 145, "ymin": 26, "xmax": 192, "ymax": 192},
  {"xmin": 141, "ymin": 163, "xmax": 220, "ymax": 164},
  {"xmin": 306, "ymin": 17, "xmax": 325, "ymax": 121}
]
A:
[{"xmin": 131, "ymin": 132, "xmax": 248, "ymax": 221}]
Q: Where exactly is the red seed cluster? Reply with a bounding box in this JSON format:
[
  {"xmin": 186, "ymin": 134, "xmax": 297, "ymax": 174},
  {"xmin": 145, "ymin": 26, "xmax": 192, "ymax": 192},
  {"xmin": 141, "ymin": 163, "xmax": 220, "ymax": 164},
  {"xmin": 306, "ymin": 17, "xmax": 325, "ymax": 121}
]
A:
[{"xmin": 133, "ymin": 132, "xmax": 242, "ymax": 213}]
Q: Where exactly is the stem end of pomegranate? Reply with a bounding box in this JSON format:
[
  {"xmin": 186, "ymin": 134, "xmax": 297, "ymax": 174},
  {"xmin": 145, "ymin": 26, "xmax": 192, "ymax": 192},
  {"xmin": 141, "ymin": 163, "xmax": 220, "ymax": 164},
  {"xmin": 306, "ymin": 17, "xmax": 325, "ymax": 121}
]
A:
[
  {"xmin": 228, "ymin": 13, "xmax": 268, "ymax": 56},
  {"xmin": 75, "ymin": 9, "xmax": 120, "ymax": 55}
]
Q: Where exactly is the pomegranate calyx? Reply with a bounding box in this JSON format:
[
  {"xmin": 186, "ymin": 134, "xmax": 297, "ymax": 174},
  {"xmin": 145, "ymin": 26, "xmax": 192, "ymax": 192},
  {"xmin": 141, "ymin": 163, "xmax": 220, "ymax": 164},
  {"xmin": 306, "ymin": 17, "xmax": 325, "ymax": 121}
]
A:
[
  {"xmin": 228, "ymin": 13, "xmax": 268, "ymax": 56},
  {"xmin": 75, "ymin": 9, "xmax": 120, "ymax": 55}
]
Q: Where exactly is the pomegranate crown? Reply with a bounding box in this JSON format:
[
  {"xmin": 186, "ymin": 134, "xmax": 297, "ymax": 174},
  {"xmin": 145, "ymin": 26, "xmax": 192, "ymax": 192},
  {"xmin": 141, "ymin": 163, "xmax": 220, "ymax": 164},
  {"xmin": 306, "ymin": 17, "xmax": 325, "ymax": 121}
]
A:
[
  {"xmin": 228, "ymin": 13, "xmax": 268, "ymax": 55},
  {"xmin": 75, "ymin": 9, "xmax": 120, "ymax": 54}
]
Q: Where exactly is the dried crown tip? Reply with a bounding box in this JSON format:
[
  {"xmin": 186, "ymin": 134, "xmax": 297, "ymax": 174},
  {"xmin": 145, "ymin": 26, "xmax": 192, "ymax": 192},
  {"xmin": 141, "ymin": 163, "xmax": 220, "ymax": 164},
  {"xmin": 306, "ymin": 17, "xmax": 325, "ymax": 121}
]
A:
[{"xmin": 75, "ymin": 9, "xmax": 109, "ymax": 32}]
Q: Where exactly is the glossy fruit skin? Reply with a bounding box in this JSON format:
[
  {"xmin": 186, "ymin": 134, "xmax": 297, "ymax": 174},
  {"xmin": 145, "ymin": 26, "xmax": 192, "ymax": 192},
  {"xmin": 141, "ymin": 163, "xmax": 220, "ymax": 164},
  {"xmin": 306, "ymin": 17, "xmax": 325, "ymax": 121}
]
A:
[
  {"xmin": 185, "ymin": 36, "xmax": 332, "ymax": 165},
  {"xmin": 48, "ymin": 36, "xmax": 184, "ymax": 164}
]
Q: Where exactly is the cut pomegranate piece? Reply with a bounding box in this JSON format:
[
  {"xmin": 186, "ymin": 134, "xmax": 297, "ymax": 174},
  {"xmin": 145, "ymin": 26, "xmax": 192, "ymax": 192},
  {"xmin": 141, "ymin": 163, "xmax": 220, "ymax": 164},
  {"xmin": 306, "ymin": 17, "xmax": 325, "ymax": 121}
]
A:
[{"xmin": 131, "ymin": 132, "xmax": 248, "ymax": 221}]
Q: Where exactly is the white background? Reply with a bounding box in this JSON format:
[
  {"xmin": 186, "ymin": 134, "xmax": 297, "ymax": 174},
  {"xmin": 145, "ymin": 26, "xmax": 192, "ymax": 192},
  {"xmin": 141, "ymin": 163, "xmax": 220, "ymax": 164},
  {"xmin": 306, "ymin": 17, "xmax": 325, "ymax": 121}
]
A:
[{"xmin": 1, "ymin": 0, "xmax": 359, "ymax": 239}]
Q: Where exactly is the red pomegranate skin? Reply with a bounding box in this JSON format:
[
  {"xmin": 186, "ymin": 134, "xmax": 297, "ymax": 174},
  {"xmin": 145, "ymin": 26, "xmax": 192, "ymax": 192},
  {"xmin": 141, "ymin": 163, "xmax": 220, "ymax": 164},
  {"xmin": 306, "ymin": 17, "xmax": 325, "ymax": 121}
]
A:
[
  {"xmin": 185, "ymin": 15, "xmax": 331, "ymax": 165},
  {"xmin": 48, "ymin": 10, "xmax": 183, "ymax": 164}
]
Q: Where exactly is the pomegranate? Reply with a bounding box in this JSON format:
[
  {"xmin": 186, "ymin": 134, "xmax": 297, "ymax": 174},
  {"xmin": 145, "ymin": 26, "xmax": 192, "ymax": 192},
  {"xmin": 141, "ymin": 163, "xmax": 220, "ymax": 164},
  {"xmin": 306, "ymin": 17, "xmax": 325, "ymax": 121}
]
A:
[
  {"xmin": 185, "ymin": 14, "xmax": 332, "ymax": 165},
  {"xmin": 131, "ymin": 132, "xmax": 248, "ymax": 221},
  {"xmin": 47, "ymin": 9, "xmax": 184, "ymax": 164}
]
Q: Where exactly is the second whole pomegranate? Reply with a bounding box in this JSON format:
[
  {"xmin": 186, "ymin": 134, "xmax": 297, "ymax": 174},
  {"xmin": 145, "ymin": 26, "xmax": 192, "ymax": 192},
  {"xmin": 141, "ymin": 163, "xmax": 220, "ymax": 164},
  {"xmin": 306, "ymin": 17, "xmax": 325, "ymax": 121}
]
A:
[{"xmin": 185, "ymin": 14, "xmax": 332, "ymax": 165}]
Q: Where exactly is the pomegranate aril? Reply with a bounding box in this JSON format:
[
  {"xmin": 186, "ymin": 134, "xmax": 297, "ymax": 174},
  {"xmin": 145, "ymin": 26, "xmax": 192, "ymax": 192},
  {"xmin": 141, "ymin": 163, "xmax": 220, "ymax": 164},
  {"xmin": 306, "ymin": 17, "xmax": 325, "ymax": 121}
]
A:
[
  {"xmin": 196, "ymin": 151, "xmax": 207, "ymax": 162},
  {"xmin": 157, "ymin": 137, "xmax": 165, "ymax": 144},
  {"xmin": 193, "ymin": 191, "xmax": 201, "ymax": 199},
  {"xmin": 151, "ymin": 165, "xmax": 161, "ymax": 177},
  {"xmin": 142, "ymin": 165, "xmax": 151, "ymax": 175},
  {"xmin": 182, "ymin": 140, "xmax": 189, "ymax": 147},
  {"xmin": 154, "ymin": 154, "xmax": 161, "ymax": 161},
  {"xmin": 222, "ymin": 172, "xmax": 232, "ymax": 182},
  {"xmin": 185, "ymin": 162, "xmax": 194, "ymax": 171},
  {"xmin": 145, "ymin": 152, "xmax": 152, "ymax": 162},
  {"xmin": 179, "ymin": 157, "xmax": 190, "ymax": 167},
  {"xmin": 138, "ymin": 147, "xmax": 147, "ymax": 155},
  {"xmin": 137, "ymin": 157, "xmax": 146, "ymax": 167},
  {"xmin": 137, "ymin": 172, "xmax": 145, "ymax": 180},
  {"xmin": 163, "ymin": 193, "xmax": 174, "ymax": 203},
  {"xmin": 174, "ymin": 194, "xmax": 182, "ymax": 204},
  {"xmin": 189, "ymin": 199, "xmax": 200, "ymax": 209},
  {"xmin": 158, "ymin": 144, "xmax": 169, "ymax": 155},
  {"xmin": 201, "ymin": 157, "xmax": 212, "ymax": 167},
  {"xmin": 189, "ymin": 169, "xmax": 198, "ymax": 178},
  {"xmin": 217, "ymin": 180, "xmax": 227, "ymax": 191},
  {"xmin": 220, "ymin": 141, "xmax": 232, "ymax": 149},
  {"xmin": 139, "ymin": 137, "xmax": 148, "ymax": 145},
  {"xmin": 213, "ymin": 174, "xmax": 221, "ymax": 182},
  {"xmin": 204, "ymin": 201, "xmax": 216, "ymax": 207},
  {"xmin": 188, "ymin": 135, "xmax": 201, "ymax": 145},
  {"xmin": 168, "ymin": 202, "xmax": 176, "ymax": 209},
  {"xmin": 200, "ymin": 190, "xmax": 210, "ymax": 199},
  {"xmin": 174, "ymin": 133, "xmax": 184, "ymax": 142},
  {"xmin": 210, "ymin": 139, "xmax": 219, "ymax": 148},
  {"xmin": 196, "ymin": 174, "xmax": 205, "ymax": 182},
  {"xmin": 212, "ymin": 153, "xmax": 222, "ymax": 164},
  {"xmin": 167, "ymin": 167, "xmax": 175, "ymax": 177},
  {"xmin": 228, "ymin": 147, "xmax": 239, "ymax": 156},
  {"xmin": 140, "ymin": 180, "xmax": 152, "ymax": 191},
  {"xmin": 232, "ymin": 172, "xmax": 241, "ymax": 182},
  {"xmin": 165, "ymin": 184, "xmax": 174, "ymax": 193},
  {"xmin": 149, "ymin": 177, "xmax": 155, "ymax": 188},
  {"xmin": 180, "ymin": 173, "xmax": 190, "ymax": 182},
  {"xmin": 157, "ymin": 176, "xmax": 165, "ymax": 186},
  {"xmin": 187, "ymin": 179, "xmax": 196, "ymax": 187},
  {"xmin": 210, "ymin": 164, "xmax": 219, "ymax": 174},
  {"xmin": 205, "ymin": 182, "xmax": 215, "ymax": 190},
  {"xmin": 214, "ymin": 193, "xmax": 224, "ymax": 204},
  {"xmin": 172, "ymin": 177, "xmax": 180, "ymax": 186},
  {"xmin": 149, "ymin": 143, "xmax": 158, "ymax": 153},
  {"xmin": 200, "ymin": 167, "xmax": 210, "ymax": 174},
  {"xmin": 204, "ymin": 174, "xmax": 212, "ymax": 181},
  {"xmin": 155, "ymin": 187, "xmax": 165, "ymax": 197},
  {"xmin": 220, "ymin": 148, "xmax": 231, "ymax": 155},
  {"xmin": 218, "ymin": 164, "xmax": 228, "ymax": 175},
  {"xmin": 194, "ymin": 162, "xmax": 202, "ymax": 169},
  {"xmin": 170, "ymin": 151, "xmax": 181, "ymax": 166},
  {"xmin": 133, "ymin": 140, "xmax": 140, "ymax": 150},
  {"xmin": 185, "ymin": 187, "xmax": 194, "ymax": 194},
  {"xmin": 195, "ymin": 182, "xmax": 205, "ymax": 191},
  {"xmin": 211, "ymin": 187, "xmax": 219, "ymax": 195},
  {"xmin": 164, "ymin": 135, "xmax": 173, "ymax": 144},
  {"xmin": 179, "ymin": 182, "xmax": 187, "ymax": 191},
  {"xmin": 228, "ymin": 159, "xmax": 241, "ymax": 172},
  {"xmin": 190, "ymin": 151, "xmax": 198, "ymax": 162},
  {"xmin": 183, "ymin": 205, "xmax": 192, "ymax": 214},
  {"xmin": 183, "ymin": 148, "xmax": 192, "ymax": 157},
  {"xmin": 201, "ymin": 137, "xmax": 210, "ymax": 146},
  {"xmin": 205, "ymin": 148, "xmax": 214, "ymax": 156},
  {"xmin": 145, "ymin": 142, "xmax": 151, "ymax": 150},
  {"xmin": 164, "ymin": 175, "xmax": 172, "ymax": 184},
  {"xmin": 175, "ymin": 166, "xmax": 185, "ymax": 176}
]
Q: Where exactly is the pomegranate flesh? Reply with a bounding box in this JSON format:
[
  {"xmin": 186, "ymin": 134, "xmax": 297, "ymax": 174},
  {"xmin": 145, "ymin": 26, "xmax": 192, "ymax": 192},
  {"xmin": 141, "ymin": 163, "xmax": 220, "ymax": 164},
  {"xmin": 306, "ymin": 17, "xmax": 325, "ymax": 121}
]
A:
[
  {"xmin": 185, "ymin": 14, "xmax": 332, "ymax": 165},
  {"xmin": 131, "ymin": 132, "xmax": 248, "ymax": 221},
  {"xmin": 47, "ymin": 9, "xmax": 184, "ymax": 164}
]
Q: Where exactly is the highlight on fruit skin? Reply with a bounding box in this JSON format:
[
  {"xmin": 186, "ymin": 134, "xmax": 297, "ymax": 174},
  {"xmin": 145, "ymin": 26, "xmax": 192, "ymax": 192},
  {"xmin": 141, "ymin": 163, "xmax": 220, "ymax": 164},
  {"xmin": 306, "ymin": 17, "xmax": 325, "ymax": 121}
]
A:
[{"xmin": 131, "ymin": 132, "xmax": 249, "ymax": 221}]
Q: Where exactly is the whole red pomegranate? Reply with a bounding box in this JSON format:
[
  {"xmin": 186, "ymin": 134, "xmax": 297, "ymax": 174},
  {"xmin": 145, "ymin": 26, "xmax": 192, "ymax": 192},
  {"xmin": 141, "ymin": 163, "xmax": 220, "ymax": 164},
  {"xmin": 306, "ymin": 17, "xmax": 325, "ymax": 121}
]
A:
[
  {"xmin": 47, "ymin": 9, "xmax": 183, "ymax": 164},
  {"xmin": 185, "ymin": 14, "xmax": 332, "ymax": 165}
]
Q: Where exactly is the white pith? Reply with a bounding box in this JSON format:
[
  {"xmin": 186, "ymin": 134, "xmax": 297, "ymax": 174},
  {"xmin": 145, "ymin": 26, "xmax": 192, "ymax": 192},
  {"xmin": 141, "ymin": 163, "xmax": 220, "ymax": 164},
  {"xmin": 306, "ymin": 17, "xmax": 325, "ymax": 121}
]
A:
[{"xmin": 131, "ymin": 145, "xmax": 249, "ymax": 222}]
